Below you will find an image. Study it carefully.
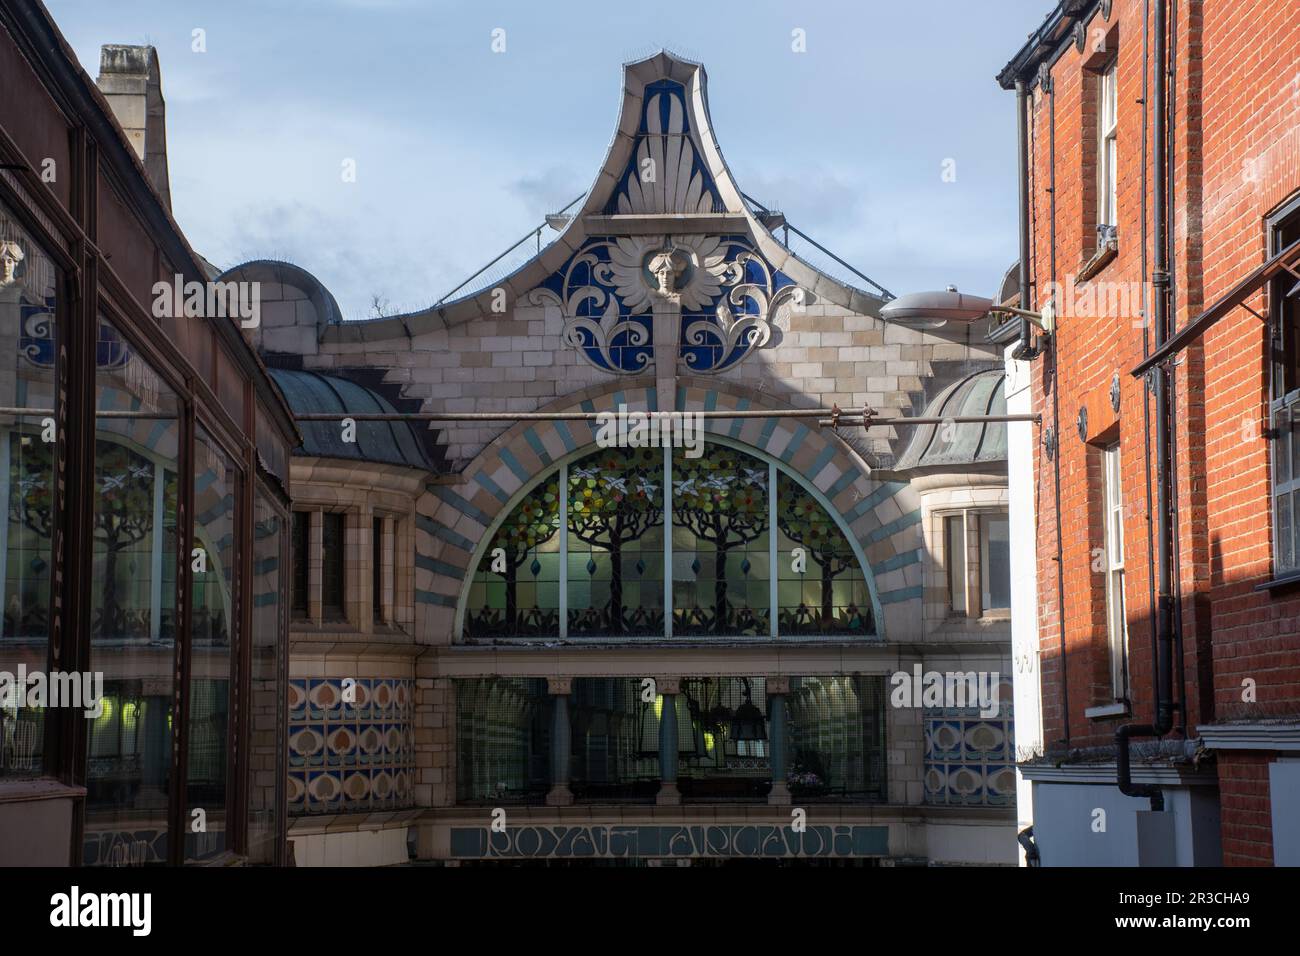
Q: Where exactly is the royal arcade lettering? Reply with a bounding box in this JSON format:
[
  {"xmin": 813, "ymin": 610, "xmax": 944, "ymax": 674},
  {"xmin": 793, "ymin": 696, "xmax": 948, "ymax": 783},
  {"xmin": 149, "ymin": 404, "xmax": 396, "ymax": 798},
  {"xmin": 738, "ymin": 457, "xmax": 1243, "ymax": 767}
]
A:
[{"xmin": 450, "ymin": 824, "xmax": 890, "ymax": 860}]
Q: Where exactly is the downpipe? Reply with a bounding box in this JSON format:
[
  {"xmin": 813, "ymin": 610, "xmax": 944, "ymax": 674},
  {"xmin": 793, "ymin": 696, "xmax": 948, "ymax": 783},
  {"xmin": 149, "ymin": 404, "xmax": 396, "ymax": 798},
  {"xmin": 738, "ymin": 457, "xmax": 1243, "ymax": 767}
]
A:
[{"xmin": 1117, "ymin": 0, "xmax": 1176, "ymax": 812}]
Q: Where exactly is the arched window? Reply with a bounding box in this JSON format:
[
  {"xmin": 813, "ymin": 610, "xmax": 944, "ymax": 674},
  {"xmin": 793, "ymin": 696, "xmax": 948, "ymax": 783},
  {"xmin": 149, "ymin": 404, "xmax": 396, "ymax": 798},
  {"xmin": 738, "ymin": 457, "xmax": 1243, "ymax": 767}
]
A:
[{"xmin": 464, "ymin": 441, "xmax": 875, "ymax": 639}]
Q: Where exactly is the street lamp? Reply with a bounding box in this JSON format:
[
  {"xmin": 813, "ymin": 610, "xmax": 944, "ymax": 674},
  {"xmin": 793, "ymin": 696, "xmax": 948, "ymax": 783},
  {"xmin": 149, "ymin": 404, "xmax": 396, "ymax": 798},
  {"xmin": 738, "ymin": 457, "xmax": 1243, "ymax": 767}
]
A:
[{"xmin": 879, "ymin": 285, "xmax": 1055, "ymax": 334}]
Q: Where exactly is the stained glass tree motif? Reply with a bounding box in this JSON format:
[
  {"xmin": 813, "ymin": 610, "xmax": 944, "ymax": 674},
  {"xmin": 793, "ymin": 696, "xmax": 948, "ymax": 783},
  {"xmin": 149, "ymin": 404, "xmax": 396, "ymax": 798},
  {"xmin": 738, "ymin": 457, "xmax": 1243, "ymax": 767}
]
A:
[
  {"xmin": 776, "ymin": 472, "xmax": 871, "ymax": 634},
  {"xmin": 671, "ymin": 445, "xmax": 769, "ymax": 634},
  {"xmin": 567, "ymin": 447, "xmax": 663, "ymax": 634},
  {"xmin": 470, "ymin": 478, "xmax": 561, "ymax": 635}
]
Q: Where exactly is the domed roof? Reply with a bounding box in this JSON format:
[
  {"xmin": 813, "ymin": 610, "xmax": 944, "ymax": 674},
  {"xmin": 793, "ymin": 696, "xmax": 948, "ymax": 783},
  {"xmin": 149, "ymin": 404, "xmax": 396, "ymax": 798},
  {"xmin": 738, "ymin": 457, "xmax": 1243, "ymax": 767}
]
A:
[
  {"xmin": 270, "ymin": 368, "xmax": 433, "ymax": 470},
  {"xmin": 894, "ymin": 370, "xmax": 1007, "ymax": 471}
]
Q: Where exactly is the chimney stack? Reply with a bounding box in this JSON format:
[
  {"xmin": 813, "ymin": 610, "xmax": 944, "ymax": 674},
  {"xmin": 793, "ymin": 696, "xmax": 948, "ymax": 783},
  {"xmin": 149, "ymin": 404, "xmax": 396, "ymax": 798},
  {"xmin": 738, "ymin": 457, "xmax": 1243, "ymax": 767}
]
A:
[{"xmin": 96, "ymin": 44, "xmax": 171, "ymax": 211}]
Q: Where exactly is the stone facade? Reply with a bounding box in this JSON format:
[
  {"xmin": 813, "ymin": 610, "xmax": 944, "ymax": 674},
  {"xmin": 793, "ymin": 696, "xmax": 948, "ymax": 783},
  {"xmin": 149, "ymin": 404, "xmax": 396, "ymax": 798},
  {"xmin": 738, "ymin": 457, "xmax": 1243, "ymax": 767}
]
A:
[{"xmin": 243, "ymin": 51, "xmax": 1015, "ymax": 865}]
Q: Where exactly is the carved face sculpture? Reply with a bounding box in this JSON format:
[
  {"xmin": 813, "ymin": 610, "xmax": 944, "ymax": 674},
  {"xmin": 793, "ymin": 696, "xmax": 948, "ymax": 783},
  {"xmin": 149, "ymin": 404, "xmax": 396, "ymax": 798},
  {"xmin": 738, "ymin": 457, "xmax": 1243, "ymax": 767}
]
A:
[
  {"xmin": 645, "ymin": 247, "xmax": 689, "ymax": 297},
  {"xmin": 0, "ymin": 240, "xmax": 24, "ymax": 286}
]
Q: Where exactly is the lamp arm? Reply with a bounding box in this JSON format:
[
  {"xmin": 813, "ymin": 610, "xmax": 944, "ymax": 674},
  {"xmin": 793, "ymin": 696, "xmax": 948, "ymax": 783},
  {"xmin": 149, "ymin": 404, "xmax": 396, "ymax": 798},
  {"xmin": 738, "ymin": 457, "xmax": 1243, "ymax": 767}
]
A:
[{"xmin": 989, "ymin": 305, "xmax": 1053, "ymax": 332}]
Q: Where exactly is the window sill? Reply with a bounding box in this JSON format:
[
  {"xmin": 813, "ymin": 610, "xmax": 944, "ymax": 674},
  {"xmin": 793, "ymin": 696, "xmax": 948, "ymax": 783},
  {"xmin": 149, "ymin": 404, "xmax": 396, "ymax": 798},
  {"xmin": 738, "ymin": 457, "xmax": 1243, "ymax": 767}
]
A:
[
  {"xmin": 0, "ymin": 777, "xmax": 86, "ymax": 805},
  {"xmin": 1078, "ymin": 241, "xmax": 1119, "ymax": 282},
  {"xmin": 1255, "ymin": 570, "xmax": 1300, "ymax": 593},
  {"xmin": 1085, "ymin": 702, "xmax": 1130, "ymax": 720}
]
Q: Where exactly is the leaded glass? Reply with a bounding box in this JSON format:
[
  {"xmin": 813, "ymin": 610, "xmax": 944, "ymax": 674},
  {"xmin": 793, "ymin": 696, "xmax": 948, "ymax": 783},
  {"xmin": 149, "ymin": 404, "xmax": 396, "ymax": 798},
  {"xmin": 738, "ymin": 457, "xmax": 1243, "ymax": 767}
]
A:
[
  {"xmin": 463, "ymin": 441, "xmax": 876, "ymax": 640},
  {"xmin": 466, "ymin": 475, "xmax": 561, "ymax": 636},
  {"xmin": 567, "ymin": 447, "xmax": 663, "ymax": 635},
  {"xmin": 671, "ymin": 445, "xmax": 769, "ymax": 635},
  {"xmin": 776, "ymin": 472, "xmax": 872, "ymax": 635}
]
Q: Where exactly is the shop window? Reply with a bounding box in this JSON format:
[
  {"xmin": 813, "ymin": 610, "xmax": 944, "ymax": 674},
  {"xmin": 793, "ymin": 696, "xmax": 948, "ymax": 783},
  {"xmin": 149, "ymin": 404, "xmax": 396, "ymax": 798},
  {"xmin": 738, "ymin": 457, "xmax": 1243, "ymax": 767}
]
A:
[
  {"xmin": 0, "ymin": 200, "xmax": 59, "ymax": 779},
  {"xmin": 453, "ymin": 677, "xmax": 550, "ymax": 804},
  {"xmin": 186, "ymin": 425, "xmax": 239, "ymax": 862},
  {"xmin": 84, "ymin": 317, "xmax": 181, "ymax": 866}
]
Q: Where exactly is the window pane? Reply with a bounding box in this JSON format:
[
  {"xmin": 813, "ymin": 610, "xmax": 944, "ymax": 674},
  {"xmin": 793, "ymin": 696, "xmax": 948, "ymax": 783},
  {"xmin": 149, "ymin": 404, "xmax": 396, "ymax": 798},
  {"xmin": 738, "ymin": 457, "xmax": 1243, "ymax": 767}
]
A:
[
  {"xmin": 946, "ymin": 515, "xmax": 966, "ymax": 615},
  {"xmin": 1278, "ymin": 487, "xmax": 1294, "ymax": 572},
  {"xmin": 677, "ymin": 677, "xmax": 771, "ymax": 801},
  {"xmin": 248, "ymin": 491, "xmax": 283, "ymax": 864},
  {"xmin": 776, "ymin": 471, "xmax": 872, "ymax": 634},
  {"xmin": 372, "ymin": 516, "xmax": 382, "ymax": 622},
  {"xmin": 0, "ymin": 201, "xmax": 58, "ymax": 779},
  {"xmin": 982, "ymin": 516, "xmax": 1011, "ymax": 611},
  {"xmin": 568, "ymin": 447, "xmax": 664, "ymax": 636},
  {"xmin": 291, "ymin": 511, "xmax": 308, "ymax": 616},
  {"xmin": 84, "ymin": 318, "xmax": 179, "ymax": 866},
  {"xmin": 454, "ymin": 678, "xmax": 549, "ymax": 803},
  {"xmin": 787, "ymin": 676, "xmax": 886, "ymax": 801},
  {"xmin": 673, "ymin": 445, "xmax": 768, "ymax": 636},
  {"xmin": 568, "ymin": 678, "xmax": 661, "ymax": 802},
  {"xmin": 466, "ymin": 473, "xmax": 562, "ymax": 637},
  {"xmin": 321, "ymin": 513, "xmax": 345, "ymax": 619},
  {"xmin": 187, "ymin": 426, "xmax": 238, "ymax": 862}
]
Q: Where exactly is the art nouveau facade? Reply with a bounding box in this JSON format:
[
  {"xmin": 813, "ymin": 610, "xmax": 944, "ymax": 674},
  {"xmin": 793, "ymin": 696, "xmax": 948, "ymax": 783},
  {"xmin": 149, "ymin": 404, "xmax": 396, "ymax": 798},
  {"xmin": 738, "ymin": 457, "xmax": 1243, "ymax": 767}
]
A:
[{"xmin": 232, "ymin": 52, "xmax": 1018, "ymax": 865}]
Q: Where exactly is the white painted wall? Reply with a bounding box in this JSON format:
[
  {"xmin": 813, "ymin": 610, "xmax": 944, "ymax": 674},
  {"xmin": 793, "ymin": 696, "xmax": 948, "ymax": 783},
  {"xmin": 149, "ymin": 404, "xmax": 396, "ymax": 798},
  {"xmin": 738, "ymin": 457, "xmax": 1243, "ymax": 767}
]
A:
[
  {"xmin": 1004, "ymin": 344, "xmax": 1041, "ymax": 865},
  {"xmin": 1029, "ymin": 781, "xmax": 1221, "ymax": 866}
]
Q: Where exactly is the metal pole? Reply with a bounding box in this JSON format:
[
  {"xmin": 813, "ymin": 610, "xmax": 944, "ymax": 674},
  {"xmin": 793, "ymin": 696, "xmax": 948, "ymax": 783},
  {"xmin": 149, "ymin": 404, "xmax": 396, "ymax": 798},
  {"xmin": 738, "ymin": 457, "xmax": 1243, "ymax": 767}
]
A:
[{"xmin": 291, "ymin": 409, "xmax": 1040, "ymax": 426}]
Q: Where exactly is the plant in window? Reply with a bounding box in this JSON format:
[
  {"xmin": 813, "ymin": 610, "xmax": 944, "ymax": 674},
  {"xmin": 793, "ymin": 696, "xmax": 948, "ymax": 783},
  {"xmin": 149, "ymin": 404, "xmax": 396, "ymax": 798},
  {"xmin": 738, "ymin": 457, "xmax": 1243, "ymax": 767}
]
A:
[
  {"xmin": 567, "ymin": 448, "xmax": 662, "ymax": 632},
  {"xmin": 671, "ymin": 446, "xmax": 768, "ymax": 631}
]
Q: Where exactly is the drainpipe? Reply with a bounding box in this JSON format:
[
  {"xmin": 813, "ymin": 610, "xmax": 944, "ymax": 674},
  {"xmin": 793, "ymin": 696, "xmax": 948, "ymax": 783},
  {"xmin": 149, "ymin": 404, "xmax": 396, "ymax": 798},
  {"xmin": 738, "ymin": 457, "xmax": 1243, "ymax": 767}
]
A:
[
  {"xmin": 1117, "ymin": 0, "xmax": 1176, "ymax": 812},
  {"xmin": 1013, "ymin": 79, "xmax": 1038, "ymax": 361}
]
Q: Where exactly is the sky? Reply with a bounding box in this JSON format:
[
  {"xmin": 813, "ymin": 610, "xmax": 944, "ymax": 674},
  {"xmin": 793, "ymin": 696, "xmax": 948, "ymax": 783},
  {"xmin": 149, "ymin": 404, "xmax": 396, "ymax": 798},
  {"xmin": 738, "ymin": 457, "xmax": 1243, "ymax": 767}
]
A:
[{"xmin": 44, "ymin": 0, "xmax": 1055, "ymax": 320}]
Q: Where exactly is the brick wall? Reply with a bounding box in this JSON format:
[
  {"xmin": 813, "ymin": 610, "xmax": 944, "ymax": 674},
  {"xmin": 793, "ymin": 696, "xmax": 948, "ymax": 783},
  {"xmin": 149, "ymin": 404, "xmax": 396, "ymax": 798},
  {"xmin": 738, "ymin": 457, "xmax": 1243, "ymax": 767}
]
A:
[
  {"xmin": 1019, "ymin": 0, "xmax": 1300, "ymax": 862},
  {"xmin": 1217, "ymin": 751, "xmax": 1273, "ymax": 866}
]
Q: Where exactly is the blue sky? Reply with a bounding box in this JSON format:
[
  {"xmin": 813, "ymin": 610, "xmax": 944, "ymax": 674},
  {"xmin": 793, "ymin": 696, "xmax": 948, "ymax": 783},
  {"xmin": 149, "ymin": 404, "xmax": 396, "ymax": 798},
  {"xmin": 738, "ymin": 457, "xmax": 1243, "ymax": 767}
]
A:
[{"xmin": 45, "ymin": 0, "xmax": 1054, "ymax": 320}]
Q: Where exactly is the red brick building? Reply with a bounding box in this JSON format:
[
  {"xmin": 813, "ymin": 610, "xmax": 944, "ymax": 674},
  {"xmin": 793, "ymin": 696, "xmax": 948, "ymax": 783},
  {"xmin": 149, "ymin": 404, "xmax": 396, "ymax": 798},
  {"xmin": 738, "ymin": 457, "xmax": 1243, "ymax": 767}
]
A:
[{"xmin": 1000, "ymin": 0, "xmax": 1300, "ymax": 865}]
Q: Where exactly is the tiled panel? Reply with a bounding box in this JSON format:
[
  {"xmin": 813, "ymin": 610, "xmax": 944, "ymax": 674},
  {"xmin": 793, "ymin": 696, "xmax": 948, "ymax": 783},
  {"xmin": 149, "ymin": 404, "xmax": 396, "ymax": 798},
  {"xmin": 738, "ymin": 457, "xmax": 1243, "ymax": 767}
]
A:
[
  {"xmin": 287, "ymin": 678, "xmax": 416, "ymax": 815},
  {"xmin": 922, "ymin": 677, "xmax": 1016, "ymax": 807}
]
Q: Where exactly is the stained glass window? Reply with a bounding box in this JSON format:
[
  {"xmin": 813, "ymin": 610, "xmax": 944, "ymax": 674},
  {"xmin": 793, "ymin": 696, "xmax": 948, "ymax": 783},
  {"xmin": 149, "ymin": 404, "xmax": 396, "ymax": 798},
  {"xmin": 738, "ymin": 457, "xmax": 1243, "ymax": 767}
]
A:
[
  {"xmin": 775, "ymin": 472, "xmax": 872, "ymax": 635},
  {"xmin": 567, "ymin": 447, "xmax": 663, "ymax": 636},
  {"xmin": 465, "ymin": 474, "xmax": 561, "ymax": 636},
  {"xmin": 464, "ymin": 441, "xmax": 874, "ymax": 639},
  {"xmin": 671, "ymin": 446, "xmax": 769, "ymax": 636}
]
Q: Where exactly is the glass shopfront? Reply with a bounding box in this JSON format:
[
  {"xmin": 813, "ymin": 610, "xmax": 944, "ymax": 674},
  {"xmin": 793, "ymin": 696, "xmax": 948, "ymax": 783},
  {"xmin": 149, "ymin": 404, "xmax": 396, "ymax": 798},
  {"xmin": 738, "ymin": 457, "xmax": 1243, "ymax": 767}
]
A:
[
  {"xmin": 82, "ymin": 317, "xmax": 181, "ymax": 865},
  {"xmin": 0, "ymin": 200, "xmax": 58, "ymax": 780},
  {"xmin": 453, "ymin": 675, "xmax": 887, "ymax": 806}
]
